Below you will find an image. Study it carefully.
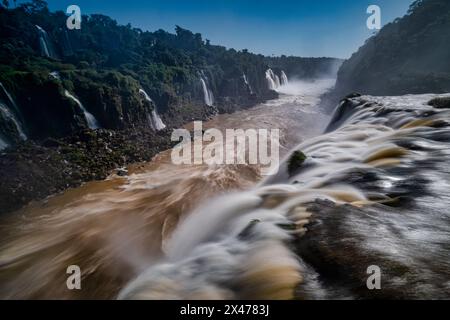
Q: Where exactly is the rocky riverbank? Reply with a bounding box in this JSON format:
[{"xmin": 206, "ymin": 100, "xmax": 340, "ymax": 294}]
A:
[
  {"xmin": 0, "ymin": 90, "xmax": 281, "ymax": 215},
  {"xmin": 0, "ymin": 3, "xmax": 340, "ymax": 215},
  {"xmin": 0, "ymin": 126, "xmax": 175, "ymax": 215}
]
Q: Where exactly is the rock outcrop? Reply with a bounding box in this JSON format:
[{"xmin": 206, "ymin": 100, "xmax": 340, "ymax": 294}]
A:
[{"xmin": 327, "ymin": 0, "xmax": 450, "ymax": 109}]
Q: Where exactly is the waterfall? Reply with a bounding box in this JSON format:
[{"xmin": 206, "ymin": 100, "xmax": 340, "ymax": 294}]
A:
[
  {"xmin": 275, "ymin": 74, "xmax": 281, "ymax": 87},
  {"xmin": 64, "ymin": 90, "xmax": 100, "ymax": 130},
  {"xmin": 119, "ymin": 191, "xmax": 303, "ymax": 300},
  {"xmin": 52, "ymin": 74, "xmax": 101, "ymax": 130},
  {"xmin": 266, "ymin": 69, "xmax": 288, "ymax": 90},
  {"xmin": 280, "ymin": 70, "xmax": 289, "ymax": 85},
  {"xmin": 265, "ymin": 68, "xmax": 281, "ymax": 90},
  {"xmin": 0, "ymin": 82, "xmax": 27, "ymax": 141},
  {"xmin": 49, "ymin": 71, "xmax": 60, "ymax": 80},
  {"xmin": 243, "ymin": 73, "xmax": 253, "ymax": 94},
  {"xmin": 0, "ymin": 103, "xmax": 27, "ymax": 141},
  {"xmin": 200, "ymin": 77, "xmax": 214, "ymax": 107},
  {"xmin": 119, "ymin": 93, "xmax": 450, "ymax": 300},
  {"xmin": 35, "ymin": 25, "xmax": 57, "ymax": 59},
  {"xmin": 150, "ymin": 110, "xmax": 166, "ymax": 131},
  {"xmin": 139, "ymin": 89, "xmax": 166, "ymax": 131}
]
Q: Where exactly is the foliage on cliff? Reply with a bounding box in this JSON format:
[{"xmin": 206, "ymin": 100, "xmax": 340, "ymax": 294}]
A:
[{"xmin": 332, "ymin": 0, "xmax": 450, "ymax": 99}]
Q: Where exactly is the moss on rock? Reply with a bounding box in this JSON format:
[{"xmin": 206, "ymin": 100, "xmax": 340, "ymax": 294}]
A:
[{"xmin": 288, "ymin": 150, "xmax": 307, "ymax": 176}]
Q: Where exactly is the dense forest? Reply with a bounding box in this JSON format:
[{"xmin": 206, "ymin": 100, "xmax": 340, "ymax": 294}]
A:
[
  {"xmin": 329, "ymin": 0, "xmax": 450, "ymax": 103},
  {"xmin": 0, "ymin": 0, "xmax": 341, "ymax": 146},
  {"xmin": 0, "ymin": 0, "xmax": 341, "ymax": 214}
]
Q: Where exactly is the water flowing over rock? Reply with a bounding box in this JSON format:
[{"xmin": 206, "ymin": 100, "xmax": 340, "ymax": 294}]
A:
[
  {"xmin": 0, "ymin": 82, "xmax": 27, "ymax": 146},
  {"xmin": 35, "ymin": 25, "xmax": 57, "ymax": 59},
  {"xmin": 139, "ymin": 89, "xmax": 166, "ymax": 131},
  {"xmin": 242, "ymin": 73, "xmax": 253, "ymax": 94},
  {"xmin": 49, "ymin": 71, "xmax": 60, "ymax": 80},
  {"xmin": 200, "ymin": 74, "xmax": 214, "ymax": 106},
  {"xmin": 119, "ymin": 93, "xmax": 450, "ymax": 299},
  {"xmin": 64, "ymin": 90, "xmax": 100, "ymax": 130},
  {"xmin": 0, "ymin": 103, "xmax": 26, "ymax": 140},
  {"xmin": 281, "ymin": 70, "xmax": 289, "ymax": 85},
  {"xmin": 265, "ymin": 68, "xmax": 281, "ymax": 90}
]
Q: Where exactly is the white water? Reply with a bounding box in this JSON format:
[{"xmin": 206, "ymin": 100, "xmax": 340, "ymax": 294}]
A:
[
  {"xmin": 0, "ymin": 103, "xmax": 27, "ymax": 141},
  {"xmin": 119, "ymin": 191, "xmax": 304, "ymax": 299},
  {"xmin": 0, "ymin": 82, "xmax": 27, "ymax": 141},
  {"xmin": 119, "ymin": 92, "xmax": 450, "ymax": 299},
  {"xmin": 139, "ymin": 89, "xmax": 166, "ymax": 131},
  {"xmin": 4, "ymin": 78, "xmax": 448, "ymax": 299},
  {"xmin": 0, "ymin": 80, "xmax": 330, "ymax": 299},
  {"xmin": 281, "ymin": 71, "xmax": 289, "ymax": 85},
  {"xmin": 277, "ymin": 79, "xmax": 335, "ymax": 96},
  {"xmin": 49, "ymin": 71, "xmax": 60, "ymax": 80},
  {"xmin": 265, "ymin": 68, "xmax": 282, "ymax": 90},
  {"xmin": 243, "ymin": 73, "xmax": 253, "ymax": 94},
  {"xmin": 200, "ymin": 77, "xmax": 214, "ymax": 107},
  {"xmin": 35, "ymin": 25, "xmax": 56, "ymax": 59},
  {"xmin": 64, "ymin": 90, "xmax": 100, "ymax": 130}
]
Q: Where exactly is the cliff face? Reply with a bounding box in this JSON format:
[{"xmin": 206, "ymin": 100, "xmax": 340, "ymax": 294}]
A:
[
  {"xmin": 0, "ymin": 5, "xmax": 341, "ymax": 149},
  {"xmin": 330, "ymin": 0, "xmax": 450, "ymax": 103}
]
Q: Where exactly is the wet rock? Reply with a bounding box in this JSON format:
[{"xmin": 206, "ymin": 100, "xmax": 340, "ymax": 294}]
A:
[
  {"xmin": 0, "ymin": 125, "xmax": 173, "ymax": 215},
  {"xmin": 428, "ymin": 97, "xmax": 450, "ymax": 109},
  {"xmin": 116, "ymin": 168, "xmax": 128, "ymax": 177},
  {"xmin": 287, "ymin": 150, "xmax": 307, "ymax": 176}
]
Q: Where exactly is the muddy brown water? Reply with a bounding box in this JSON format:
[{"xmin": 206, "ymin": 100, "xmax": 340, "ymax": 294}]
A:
[{"xmin": 0, "ymin": 80, "xmax": 334, "ymax": 299}]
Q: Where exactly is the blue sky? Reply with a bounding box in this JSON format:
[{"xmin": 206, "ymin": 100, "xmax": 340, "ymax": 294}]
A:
[{"xmin": 38, "ymin": 0, "xmax": 414, "ymax": 58}]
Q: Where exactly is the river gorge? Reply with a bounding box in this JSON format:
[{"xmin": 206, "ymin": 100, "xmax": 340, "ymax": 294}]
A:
[
  {"xmin": 0, "ymin": 80, "xmax": 334, "ymax": 299},
  {"xmin": 1, "ymin": 0, "xmax": 450, "ymax": 301}
]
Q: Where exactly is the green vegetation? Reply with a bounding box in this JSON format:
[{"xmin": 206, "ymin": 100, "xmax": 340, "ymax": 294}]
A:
[
  {"xmin": 0, "ymin": 0, "xmax": 341, "ymax": 144},
  {"xmin": 287, "ymin": 150, "xmax": 307, "ymax": 176},
  {"xmin": 332, "ymin": 0, "xmax": 450, "ymax": 99}
]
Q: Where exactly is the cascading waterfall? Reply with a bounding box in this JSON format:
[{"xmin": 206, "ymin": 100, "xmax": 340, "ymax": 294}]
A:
[
  {"xmin": 119, "ymin": 93, "xmax": 450, "ymax": 299},
  {"xmin": 139, "ymin": 89, "xmax": 166, "ymax": 131},
  {"xmin": 0, "ymin": 103, "xmax": 27, "ymax": 141},
  {"xmin": 64, "ymin": 90, "xmax": 100, "ymax": 130},
  {"xmin": 119, "ymin": 191, "xmax": 304, "ymax": 300},
  {"xmin": 49, "ymin": 71, "xmax": 60, "ymax": 80},
  {"xmin": 35, "ymin": 25, "xmax": 57, "ymax": 59},
  {"xmin": 0, "ymin": 82, "xmax": 27, "ymax": 142},
  {"xmin": 200, "ymin": 73, "xmax": 214, "ymax": 106},
  {"xmin": 243, "ymin": 73, "xmax": 254, "ymax": 94},
  {"xmin": 200, "ymin": 78, "xmax": 215, "ymax": 107},
  {"xmin": 280, "ymin": 70, "xmax": 289, "ymax": 85},
  {"xmin": 265, "ymin": 68, "xmax": 281, "ymax": 90}
]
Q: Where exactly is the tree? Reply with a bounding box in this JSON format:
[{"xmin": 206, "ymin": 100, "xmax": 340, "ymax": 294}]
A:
[{"xmin": 21, "ymin": 0, "xmax": 48, "ymax": 13}]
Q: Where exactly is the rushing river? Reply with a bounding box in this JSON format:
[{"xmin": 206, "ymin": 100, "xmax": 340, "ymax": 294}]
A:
[{"xmin": 0, "ymin": 80, "xmax": 335, "ymax": 299}]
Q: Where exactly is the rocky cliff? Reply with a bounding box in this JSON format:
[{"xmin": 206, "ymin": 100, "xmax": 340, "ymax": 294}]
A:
[
  {"xmin": 0, "ymin": 2, "xmax": 341, "ymax": 214},
  {"xmin": 327, "ymin": 0, "xmax": 450, "ymax": 108},
  {"xmin": 0, "ymin": 4, "xmax": 342, "ymax": 148}
]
